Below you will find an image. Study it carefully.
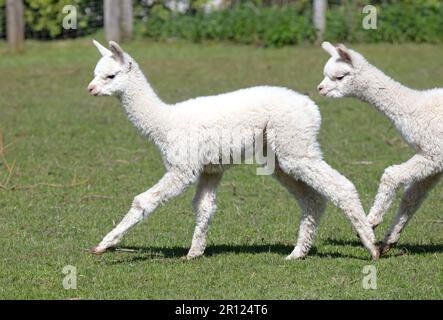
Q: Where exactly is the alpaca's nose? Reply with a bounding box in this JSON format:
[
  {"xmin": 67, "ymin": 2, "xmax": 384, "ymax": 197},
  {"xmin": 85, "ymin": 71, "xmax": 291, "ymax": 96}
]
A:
[
  {"xmin": 317, "ymin": 84, "xmax": 324, "ymax": 92},
  {"xmin": 88, "ymin": 84, "xmax": 98, "ymax": 96}
]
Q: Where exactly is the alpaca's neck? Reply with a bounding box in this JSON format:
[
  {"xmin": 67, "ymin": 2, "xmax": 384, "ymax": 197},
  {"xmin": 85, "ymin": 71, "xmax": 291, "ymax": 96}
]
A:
[
  {"xmin": 354, "ymin": 63, "xmax": 419, "ymax": 123},
  {"xmin": 118, "ymin": 69, "xmax": 169, "ymax": 144}
]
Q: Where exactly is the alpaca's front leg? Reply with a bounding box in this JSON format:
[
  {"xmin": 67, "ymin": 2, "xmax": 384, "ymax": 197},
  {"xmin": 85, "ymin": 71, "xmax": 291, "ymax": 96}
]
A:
[
  {"xmin": 187, "ymin": 172, "xmax": 223, "ymax": 259},
  {"xmin": 367, "ymin": 155, "xmax": 438, "ymax": 229},
  {"xmin": 379, "ymin": 172, "xmax": 441, "ymax": 255},
  {"xmin": 91, "ymin": 171, "xmax": 195, "ymax": 254}
]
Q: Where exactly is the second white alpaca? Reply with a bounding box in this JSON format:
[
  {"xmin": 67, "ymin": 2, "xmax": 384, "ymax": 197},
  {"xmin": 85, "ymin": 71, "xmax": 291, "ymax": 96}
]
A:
[
  {"xmin": 87, "ymin": 40, "xmax": 378, "ymax": 260},
  {"xmin": 318, "ymin": 42, "xmax": 443, "ymax": 255}
]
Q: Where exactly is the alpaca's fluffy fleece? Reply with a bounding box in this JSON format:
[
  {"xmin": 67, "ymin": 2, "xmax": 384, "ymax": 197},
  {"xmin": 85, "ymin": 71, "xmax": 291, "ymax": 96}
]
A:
[
  {"xmin": 87, "ymin": 40, "xmax": 378, "ymax": 260},
  {"xmin": 319, "ymin": 42, "xmax": 443, "ymax": 255}
]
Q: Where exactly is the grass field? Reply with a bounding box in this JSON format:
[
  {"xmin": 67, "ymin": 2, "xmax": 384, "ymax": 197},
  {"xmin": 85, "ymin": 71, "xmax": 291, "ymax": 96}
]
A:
[{"xmin": 0, "ymin": 38, "xmax": 442, "ymax": 299}]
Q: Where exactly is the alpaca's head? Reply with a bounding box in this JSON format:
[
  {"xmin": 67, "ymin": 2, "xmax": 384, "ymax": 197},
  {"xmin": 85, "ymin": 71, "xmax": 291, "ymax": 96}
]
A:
[
  {"xmin": 317, "ymin": 42, "xmax": 366, "ymax": 98},
  {"xmin": 88, "ymin": 40, "xmax": 134, "ymax": 96}
]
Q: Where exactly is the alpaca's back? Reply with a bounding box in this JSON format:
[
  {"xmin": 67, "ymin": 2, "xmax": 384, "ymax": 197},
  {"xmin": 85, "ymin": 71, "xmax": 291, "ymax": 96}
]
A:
[{"xmin": 170, "ymin": 86, "xmax": 321, "ymax": 133}]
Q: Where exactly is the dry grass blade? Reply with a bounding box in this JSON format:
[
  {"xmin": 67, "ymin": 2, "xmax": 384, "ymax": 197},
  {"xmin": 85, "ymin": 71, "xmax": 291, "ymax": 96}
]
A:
[
  {"xmin": 11, "ymin": 178, "xmax": 90, "ymax": 190},
  {"xmin": 349, "ymin": 160, "xmax": 374, "ymax": 165},
  {"xmin": 423, "ymin": 220, "xmax": 443, "ymax": 224},
  {"xmin": 81, "ymin": 194, "xmax": 114, "ymax": 201},
  {"xmin": 2, "ymin": 159, "xmax": 16, "ymax": 188},
  {"xmin": 0, "ymin": 131, "xmax": 17, "ymax": 189}
]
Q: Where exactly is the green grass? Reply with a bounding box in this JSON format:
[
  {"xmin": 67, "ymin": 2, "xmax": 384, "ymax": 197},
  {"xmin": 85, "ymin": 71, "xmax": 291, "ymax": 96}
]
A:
[{"xmin": 0, "ymin": 38, "xmax": 442, "ymax": 299}]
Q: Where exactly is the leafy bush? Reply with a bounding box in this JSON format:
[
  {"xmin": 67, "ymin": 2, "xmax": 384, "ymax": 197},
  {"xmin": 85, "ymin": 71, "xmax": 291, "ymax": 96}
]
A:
[
  {"xmin": 140, "ymin": 2, "xmax": 316, "ymax": 47},
  {"xmin": 2, "ymin": 0, "xmax": 443, "ymax": 45},
  {"xmin": 24, "ymin": 0, "xmax": 103, "ymax": 38},
  {"xmin": 326, "ymin": 0, "xmax": 443, "ymax": 43},
  {"xmin": 139, "ymin": 0, "xmax": 443, "ymax": 47},
  {"xmin": 0, "ymin": 0, "xmax": 103, "ymax": 39}
]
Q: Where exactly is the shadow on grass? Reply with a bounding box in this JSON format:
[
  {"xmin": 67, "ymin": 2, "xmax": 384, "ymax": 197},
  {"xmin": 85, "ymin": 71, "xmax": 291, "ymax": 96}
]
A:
[
  {"xmin": 325, "ymin": 238, "xmax": 443, "ymax": 257},
  {"xmin": 104, "ymin": 243, "xmax": 366, "ymax": 264}
]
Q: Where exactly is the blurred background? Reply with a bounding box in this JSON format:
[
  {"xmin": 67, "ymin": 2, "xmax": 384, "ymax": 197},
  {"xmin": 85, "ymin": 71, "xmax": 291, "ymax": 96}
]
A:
[{"xmin": 1, "ymin": 0, "xmax": 443, "ymax": 50}]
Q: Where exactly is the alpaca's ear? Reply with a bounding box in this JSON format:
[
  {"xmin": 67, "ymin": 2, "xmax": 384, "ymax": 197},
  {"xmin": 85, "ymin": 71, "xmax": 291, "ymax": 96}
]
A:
[
  {"xmin": 93, "ymin": 40, "xmax": 111, "ymax": 57},
  {"xmin": 109, "ymin": 41, "xmax": 125, "ymax": 64},
  {"xmin": 321, "ymin": 41, "xmax": 338, "ymax": 57},
  {"xmin": 337, "ymin": 44, "xmax": 353, "ymax": 66}
]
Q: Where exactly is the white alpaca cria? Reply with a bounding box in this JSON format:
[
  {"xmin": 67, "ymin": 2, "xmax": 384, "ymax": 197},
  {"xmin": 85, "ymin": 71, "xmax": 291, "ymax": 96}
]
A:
[
  {"xmin": 87, "ymin": 40, "xmax": 378, "ymax": 260},
  {"xmin": 319, "ymin": 42, "xmax": 443, "ymax": 255}
]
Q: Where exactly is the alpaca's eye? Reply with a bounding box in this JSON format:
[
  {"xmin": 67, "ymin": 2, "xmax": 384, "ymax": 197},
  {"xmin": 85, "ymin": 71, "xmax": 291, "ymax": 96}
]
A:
[
  {"xmin": 107, "ymin": 75, "xmax": 116, "ymax": 80},
  {"xmin": 336, "ymin": 75, "xmax": 345, "ymax": 80}
]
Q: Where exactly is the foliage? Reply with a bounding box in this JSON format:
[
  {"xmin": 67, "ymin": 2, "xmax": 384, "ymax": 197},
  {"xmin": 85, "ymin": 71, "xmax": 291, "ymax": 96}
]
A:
[
  {"xmin": 140, "ymin": 2, "xmax": 316, "ymax": 47},
  {"xmin": 0, "ymin": 0, "xmax": 100, "ymax": 40},
  {"xmin": 137, "ymin": 0, "xmax": 443, "ymax": 46},
  {"xmin": 1, "ymin": 1, "xmax": 443, "ymax": 44},
  {"xmin": 23, "ymin": 0, "xmax": 102, "ymax": 39},
  {"xmin": 326, "ymin": 0, "xmax": 443, "ymax": 43}
]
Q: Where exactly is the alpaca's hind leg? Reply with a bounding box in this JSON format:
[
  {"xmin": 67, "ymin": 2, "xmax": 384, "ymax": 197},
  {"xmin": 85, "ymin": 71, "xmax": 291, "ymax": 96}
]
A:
[
  {"xmin": 379, "ymin": 172, "xmax": 441, "ymax": 255},
  {"xmin": 91, "ymin": 171, "xmax": 196, "ymax": 254},
  {"xmin": 187, "ymin": 172, "xmax": 223, "ymax": 260},
  {"xmin": 274, "ymin": 167, "xmax": 327, "ymax": 260},
  {"xmin": 280, "ymin": 159, "xmax": 378, "ymax": 260},
  {"xmin": 367, "ymin": 155, "xmax": 439, "ymax": 229}
]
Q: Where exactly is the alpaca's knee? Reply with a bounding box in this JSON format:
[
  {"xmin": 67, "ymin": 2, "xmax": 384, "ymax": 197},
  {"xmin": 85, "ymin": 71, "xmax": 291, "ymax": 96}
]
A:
[
  {"xmin": 193, "ymin": 192, "xmax": 213, "ymax": 210},
  {"xmin": 380, "ymin": 166, "xmax": 400, "ymax": 189},
  {"xmin": 132, "ymin": 192, "xmax": 158, "ymax": 213},
  {"xmin": 401, "ymin": 184, "xmax": 419, "ymax": 207},
  {"xmin": 342, "ymin": 179, "xmax": 358, "ymax": 195},
  {"xmin": 132, "ymin": 195, "xmax": 144, "ymax": 210},
  {"xmin": 192, "ymin": 195, "xmax": 201, "ymax": 213},
  {"xmin": 315, "ymin": 196, "xmax": 328, "ymax": 212},
  {"xmin": 333, "ymin": 180, "xmax": 360, "ymax": 208},
  {"xmin": 303, "ymin": 193, "xmax": 327, "ymax": 215},
  {"xmin": 340, "ymin": 192, "xmax": 360, "ymax": 210}
]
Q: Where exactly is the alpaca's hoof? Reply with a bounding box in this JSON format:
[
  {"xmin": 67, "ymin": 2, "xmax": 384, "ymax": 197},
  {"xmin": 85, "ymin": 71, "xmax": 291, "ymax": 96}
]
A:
[
  {"xmin": 186, "ymin": 252, "xmax": 203, "ymax": 260},
  {"xmin": 90, "ymin": 246, "xmax": 107, "ymax": 255},
  {"xmin": 372, "ymin": 250, "xmax": 380, "ymax": 261},
  {"xmin": 379, "ymin": 242, "xmax": 395, "ymax": 256},
  {"xmin": 285, "ymin": 254, "xmax": 304, "ymax": 261},
  {"xmin": 186, "ymin": 247, "xmax": 204, "ymax": 260}
]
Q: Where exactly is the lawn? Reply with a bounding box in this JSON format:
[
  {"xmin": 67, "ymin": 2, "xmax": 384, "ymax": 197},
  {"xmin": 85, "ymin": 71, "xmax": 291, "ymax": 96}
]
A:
[{"xmin": 0, "ymin": 38, "xmax": 441, "ymax": 299}]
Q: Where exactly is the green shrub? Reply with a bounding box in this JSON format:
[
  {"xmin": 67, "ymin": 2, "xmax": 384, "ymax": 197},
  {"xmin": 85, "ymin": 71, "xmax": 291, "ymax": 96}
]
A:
[
  {"xmin": 139, "ymin": 0, "xmax": 443, "ymax": 47},
  {"xmin": 24, "ymin": 0, "xmax": 103, "ymax": 38},
  {"xmin": 2, "ymin": 0, "xmax": 443, "ymax": 45},
  {"xmin": 326, "ymin": 1, "xmax": 443, "ymax": 44},
  {"xmin": 0, "ymin": 0, "xmax": 102, "ymax": 39},
  {"xmin": 141, "ymin": 3, "xmax": 316, "ymax": 47}
]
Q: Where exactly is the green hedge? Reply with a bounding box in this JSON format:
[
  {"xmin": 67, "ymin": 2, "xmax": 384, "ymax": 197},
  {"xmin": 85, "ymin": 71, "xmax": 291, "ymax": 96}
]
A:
[
  {"xmin": 326, "ymin": 1, "xmax": 443, "ymax": 43},
  {"xmin": 0, "ymin": 0, "xmax": 102, "ymax": 39},
  {"xmin": 139, "ymin": 2, "xmax": 316, "ymax": 47},
  {"xmin": 1, "ymin": 0, "xmax": 443, "ymax": 46},
  {"xmin": 139, "ymin": 0, "xmax": 443, "ymax": 47}
]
